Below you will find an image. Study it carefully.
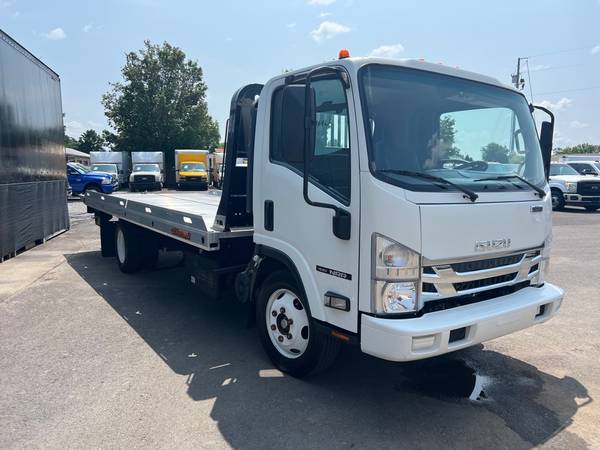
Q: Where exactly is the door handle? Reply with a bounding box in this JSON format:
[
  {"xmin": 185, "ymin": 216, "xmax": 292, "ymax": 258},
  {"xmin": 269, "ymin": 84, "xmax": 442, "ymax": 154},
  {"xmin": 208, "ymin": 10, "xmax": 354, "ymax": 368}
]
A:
[{"xmin": 264, "ymin": 200, "xmax": 274, "ymax": 231}]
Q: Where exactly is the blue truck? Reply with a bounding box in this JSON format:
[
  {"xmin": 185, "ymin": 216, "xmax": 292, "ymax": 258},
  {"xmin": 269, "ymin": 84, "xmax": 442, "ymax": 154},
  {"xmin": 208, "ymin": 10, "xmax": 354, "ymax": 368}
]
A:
[{"xmin": 67, "ymin": 162, "xmax": 118, "ymax": 195}]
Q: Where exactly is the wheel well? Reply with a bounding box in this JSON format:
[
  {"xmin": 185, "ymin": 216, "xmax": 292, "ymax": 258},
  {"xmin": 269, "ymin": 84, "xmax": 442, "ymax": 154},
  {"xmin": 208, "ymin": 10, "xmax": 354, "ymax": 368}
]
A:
[
  {"xmin": 84, "ymin": 183, "xmax": 101, "ymax": 191},
  {"xmin": 551, "ymin": 187, "xmax": 563, "ymax": 194}
]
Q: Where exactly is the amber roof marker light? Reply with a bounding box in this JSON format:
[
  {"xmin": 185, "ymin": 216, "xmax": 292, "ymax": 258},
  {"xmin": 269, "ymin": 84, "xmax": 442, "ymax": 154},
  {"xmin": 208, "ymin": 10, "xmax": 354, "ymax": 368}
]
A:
[{"xmin": 338, "ymin": 48, "xmax": 350, "ymax": 59}]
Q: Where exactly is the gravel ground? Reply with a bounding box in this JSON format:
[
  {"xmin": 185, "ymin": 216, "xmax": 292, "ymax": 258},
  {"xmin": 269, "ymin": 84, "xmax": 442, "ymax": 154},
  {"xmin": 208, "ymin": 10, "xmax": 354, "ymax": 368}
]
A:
[{"xmin": 0, "ymin": 202, "xmax": 599, "ymax": 449}]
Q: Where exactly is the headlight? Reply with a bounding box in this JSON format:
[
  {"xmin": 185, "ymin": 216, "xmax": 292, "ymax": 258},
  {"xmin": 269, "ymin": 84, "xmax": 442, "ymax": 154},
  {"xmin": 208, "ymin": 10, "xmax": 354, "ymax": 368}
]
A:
[
  {"xmin": 565, "ymin": 182, "xmax": 577, "ymax": 193},
  {"xmin": 372, "ymin": 234, "xmax": 421, "ymax": 314},
  {"xmin": 101, "ymin": 177, "xmax": 111, "ymax": 185}
]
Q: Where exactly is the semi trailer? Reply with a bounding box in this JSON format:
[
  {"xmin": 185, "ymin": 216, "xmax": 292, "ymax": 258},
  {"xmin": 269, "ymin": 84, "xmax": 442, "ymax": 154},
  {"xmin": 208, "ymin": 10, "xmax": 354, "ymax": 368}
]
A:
[
  {"xmin": 86, "ymin": 53, "xmax": 564, "ymax": 376},
  {"xmin": 0, "ymin": 29, "xmax": 69, "ymax": 262}
]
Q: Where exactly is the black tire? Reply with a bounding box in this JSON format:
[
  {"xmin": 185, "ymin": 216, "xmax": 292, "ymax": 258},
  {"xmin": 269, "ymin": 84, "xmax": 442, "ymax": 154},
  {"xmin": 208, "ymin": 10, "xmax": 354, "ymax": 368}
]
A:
[
  {"xmin": 115, "ymin": 222, "xmax": 143, "ymax": 273},
  {"xmin": 551, "ymin": 189, "xmax": 565, "ymax": 211},
  {"xmin": 585, "ymin": 206, "xmax": 599, "ymax": 212},
  {"xmin": 256, "ymin": 270, "xmax": 340, "ymax": 377},
  {"xmin": 83, "ymin": 185, "xmax": 101, "ymax": 196},
  {"xmin": 129, "ymin": 185, "xmax": 136, "ymax": 192}
]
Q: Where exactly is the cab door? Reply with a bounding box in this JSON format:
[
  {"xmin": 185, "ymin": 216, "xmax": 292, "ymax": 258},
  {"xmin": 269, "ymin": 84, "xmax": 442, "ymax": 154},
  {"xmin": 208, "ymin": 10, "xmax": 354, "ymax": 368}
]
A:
[
  {"xmin": 67, "ymin": 165, "xmax": 83, "ymax": 192},
  {"xmin": 254, "ymin": 71, "xmax": 361, "ymax": 333}
]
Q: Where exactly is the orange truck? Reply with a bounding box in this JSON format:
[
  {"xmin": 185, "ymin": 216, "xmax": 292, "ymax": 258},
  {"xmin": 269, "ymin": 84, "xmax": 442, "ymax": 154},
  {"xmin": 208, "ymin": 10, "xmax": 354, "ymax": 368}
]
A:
[{"xmin": 174, "ymin": 149, "xmax": 209, "ymax": 190}]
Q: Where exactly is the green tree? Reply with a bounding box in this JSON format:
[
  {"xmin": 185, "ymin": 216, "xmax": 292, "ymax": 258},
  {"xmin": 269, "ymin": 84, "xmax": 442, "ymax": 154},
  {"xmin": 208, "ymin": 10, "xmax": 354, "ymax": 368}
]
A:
[
  {"xmin": 102, "ymin": 41, "xmax": 220, "ymax": 182},
  {"xmin": 440, "ymin": 116, "xmax": 461, "ymax": 158},
  {"xmin": 78, "ymin": 129, "xmax": 104, "ymax": 153},
  {"xmin": 481, "ymin": 142, "xmax": 510, "ymax": 163},
  {"xmin": 556, "ymin": 143, "xmax": 600, "ymax": 154}
]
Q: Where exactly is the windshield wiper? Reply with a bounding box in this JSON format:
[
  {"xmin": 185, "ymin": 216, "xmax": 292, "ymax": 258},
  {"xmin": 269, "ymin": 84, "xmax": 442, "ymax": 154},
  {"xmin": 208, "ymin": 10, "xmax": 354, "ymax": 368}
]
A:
[
  {"xmin": 378, "ymin": 169, "xmax": 479, "ymax": 202},
  {"xmin": 473, "ymin": 175, "xmax": 545, "ymax": 198}
]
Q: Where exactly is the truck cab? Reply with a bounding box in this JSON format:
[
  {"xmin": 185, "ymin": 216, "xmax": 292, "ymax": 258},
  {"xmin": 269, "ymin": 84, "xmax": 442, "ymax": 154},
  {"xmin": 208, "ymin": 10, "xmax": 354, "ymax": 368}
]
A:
[{"xmin": 129, "ymin": 163, "xmax": 163, "ymax": 192}]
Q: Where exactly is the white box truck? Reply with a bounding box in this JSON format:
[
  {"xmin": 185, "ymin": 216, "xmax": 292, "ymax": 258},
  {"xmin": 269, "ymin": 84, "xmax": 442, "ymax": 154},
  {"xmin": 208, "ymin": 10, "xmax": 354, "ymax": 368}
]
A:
[
  {"xmin": 90, "ymin": 151, "xmax": 130, "ymax": 187},
  {"xmin": 86, "ymin": 54, "xmax": 563, "ymax": 377},
  {"xmin": 129, "ymin": 151, "xmax": 164, "ymax": 192}
]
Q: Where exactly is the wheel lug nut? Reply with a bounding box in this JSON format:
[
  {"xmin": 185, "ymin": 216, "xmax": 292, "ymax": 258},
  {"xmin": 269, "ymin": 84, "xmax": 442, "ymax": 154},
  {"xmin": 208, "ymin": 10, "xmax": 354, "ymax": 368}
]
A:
[
  {"xmin": 272, "ymin": 311, "xmax": 277, "ymax": 317},
  {"xmin": 278, "ymin": 336, "xmax": 284, "ymax": 342},
  {"xmin": 271, "ymin": 325, "xmax": 276, "ymax": 330},
  {"xmin": 280, "ymin": 307, "xmax": 285, "ymax": 314},
  {"xmin": 287, "ymin": 334, "xmax": 292, "ymax": 340}
]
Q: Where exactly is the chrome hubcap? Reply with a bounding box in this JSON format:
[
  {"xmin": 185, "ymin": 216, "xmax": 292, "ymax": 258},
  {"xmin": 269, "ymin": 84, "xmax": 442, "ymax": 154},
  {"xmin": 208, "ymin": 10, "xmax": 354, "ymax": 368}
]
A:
[{"xmin": 266, "ymin": 288, "xmax": 309, "ymax": 358}]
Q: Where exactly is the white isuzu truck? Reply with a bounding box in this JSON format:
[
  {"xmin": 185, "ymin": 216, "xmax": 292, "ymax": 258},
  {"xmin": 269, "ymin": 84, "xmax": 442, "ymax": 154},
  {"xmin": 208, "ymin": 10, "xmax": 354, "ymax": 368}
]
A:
[{"xmin": 85, "ymin": 54, "xmax": 564, "ymax": 377}]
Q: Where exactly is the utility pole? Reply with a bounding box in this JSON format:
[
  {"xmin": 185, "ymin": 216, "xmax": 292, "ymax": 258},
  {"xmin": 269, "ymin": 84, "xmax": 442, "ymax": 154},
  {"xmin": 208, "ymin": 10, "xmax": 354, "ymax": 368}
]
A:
[
  {"xmin": 511, "ymin": 57, "xmax": 525, "ymax": 90},
  {"xmin": 510, "ymin": 57, "xmax": 525, "ymax": 152}
]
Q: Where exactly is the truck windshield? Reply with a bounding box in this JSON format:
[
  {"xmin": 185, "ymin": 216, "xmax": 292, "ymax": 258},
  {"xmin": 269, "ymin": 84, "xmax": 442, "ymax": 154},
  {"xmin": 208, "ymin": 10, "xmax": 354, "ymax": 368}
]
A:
[
  {"xmin": 91, "ymin": 164, "xmax": 117, "ymax": 174},
  {"xmin": 133, "ymin": 164, "xmax": 160, "ymax": 172},
  {"xmin": 181, "ymin": 163, "xmax": 206, "ymax": 171},
  {"xmin": 359, "ymin": 64, "xmax": 545, "ymax": 193},
  {"xmin": 550, "ymin": 164, "xmax": 578, "ymax": 176}
]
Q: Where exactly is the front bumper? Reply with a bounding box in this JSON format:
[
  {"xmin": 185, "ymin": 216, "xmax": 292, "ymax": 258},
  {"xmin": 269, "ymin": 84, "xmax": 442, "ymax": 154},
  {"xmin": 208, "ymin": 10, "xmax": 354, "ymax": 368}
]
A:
[
  {"xmin": 131, "ymin": 181, "xmax": 161, "ymax": 191},
  {"xmin": 178, "ymin": 179, "xmax": 208, "ymax": 189},
  {"xmin": 360, "ymin": 282, "xmax": 563, "ymax": 362},
  {"xmin": 100, "ymin": 183, "xmax": 118, "ymax": 194},
  {"xmin": 563, "ymin": 193, "xmax": 600, "ymax": 206}
]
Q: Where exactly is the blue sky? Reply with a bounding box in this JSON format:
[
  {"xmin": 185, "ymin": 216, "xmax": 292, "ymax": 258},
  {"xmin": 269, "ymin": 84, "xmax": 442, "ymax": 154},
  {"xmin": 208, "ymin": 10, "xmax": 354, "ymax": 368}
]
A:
[{"xmin": 1, "ymin": 0, "xmax": 599, "ymax": 148}]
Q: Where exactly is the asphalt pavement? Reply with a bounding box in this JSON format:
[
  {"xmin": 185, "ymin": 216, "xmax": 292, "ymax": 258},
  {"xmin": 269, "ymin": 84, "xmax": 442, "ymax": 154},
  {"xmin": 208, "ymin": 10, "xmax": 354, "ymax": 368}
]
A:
[{"xmin": 0, "ymin": 200, "xmax": 599, "ymax": 449}]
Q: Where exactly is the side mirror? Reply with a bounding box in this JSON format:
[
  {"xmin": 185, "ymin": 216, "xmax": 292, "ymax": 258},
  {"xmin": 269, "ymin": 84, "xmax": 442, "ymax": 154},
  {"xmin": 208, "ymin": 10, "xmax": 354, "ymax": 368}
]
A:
[{"xmin": 533, "ymin": 105, "xmax": 554, "ymax": 180}]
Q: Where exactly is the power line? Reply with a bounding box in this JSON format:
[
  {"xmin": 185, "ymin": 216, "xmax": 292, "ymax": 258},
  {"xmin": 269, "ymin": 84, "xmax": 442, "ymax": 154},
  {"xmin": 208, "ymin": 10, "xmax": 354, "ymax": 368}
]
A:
[{"xmin": 525, "ymin": 59, "xmax": 534, "ymax": 103}]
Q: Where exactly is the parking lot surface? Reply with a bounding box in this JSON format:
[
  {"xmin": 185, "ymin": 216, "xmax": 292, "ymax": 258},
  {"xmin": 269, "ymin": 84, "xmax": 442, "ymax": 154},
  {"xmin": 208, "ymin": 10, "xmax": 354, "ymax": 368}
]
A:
[{"xmin": 1, "ymin": 201, "xmax": 599, "ymax": 449}]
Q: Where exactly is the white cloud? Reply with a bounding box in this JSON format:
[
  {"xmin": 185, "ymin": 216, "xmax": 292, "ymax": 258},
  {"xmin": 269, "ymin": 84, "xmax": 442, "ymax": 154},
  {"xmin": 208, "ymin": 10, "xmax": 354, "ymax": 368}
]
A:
[
  {"xmin": 286, "ymin": 22, "xmax": 296, "ymax": 29},
  {"xmin": 65, "ymin": 120, "xmax": 83, "ymax": 135},
  {"xmin": 570, "ymin": 120, "xmax": 589, "ymax": 129},
  {"xmin": 309, "ymin": 20, "xmax": 350, "ymax": 42},
  {"xmin": 319, "ymin": 12, "xmax": 332, "ymax": 17},
  {"xmin": 370, "ymin": 43, "xmax": 405, "ymax": 58},
  {"xmin": 44, "ymin": 27, "xmax": 66, "ymax": 40},
  {"xmin": 82, "ymin": 23, "xmax": 93, "ymax": 33},
  {"xmin": 538, "ymin": 97, "xmax": 573, "ymax": 111},
  {"xmin": 530, "ymin": 64, "xmax": 550, "ymax": 72},
  {"xmin": 591, "ymin": 45, "xmax": 600, "ymax": 55},
  {"xmin": 307, "ymin": 0, "xmax": 336, "ymax": 5}
]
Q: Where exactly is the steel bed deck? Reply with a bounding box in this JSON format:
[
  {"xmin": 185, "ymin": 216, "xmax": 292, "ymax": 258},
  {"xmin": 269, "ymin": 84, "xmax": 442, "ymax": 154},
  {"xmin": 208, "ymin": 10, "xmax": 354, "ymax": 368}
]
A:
[{"xmin": 84, "ymin": 190, "xmax": 253, "ymax": 251}]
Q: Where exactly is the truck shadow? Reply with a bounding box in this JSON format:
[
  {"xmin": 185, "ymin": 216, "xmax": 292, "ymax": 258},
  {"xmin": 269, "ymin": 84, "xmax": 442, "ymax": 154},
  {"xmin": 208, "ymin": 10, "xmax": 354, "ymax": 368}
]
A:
[{"xmin": 66, "ymin": 250, "xmax": 591, "ymax": 449}]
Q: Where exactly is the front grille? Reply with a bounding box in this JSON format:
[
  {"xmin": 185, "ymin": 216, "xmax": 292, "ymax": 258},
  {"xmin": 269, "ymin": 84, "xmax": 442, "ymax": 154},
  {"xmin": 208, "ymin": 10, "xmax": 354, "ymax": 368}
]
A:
[
  {"xmin": 451, "ymin": 254, "xmax": 523, "ymax": 273},
  {"xmin": 134, "ymin": 175, "xmax": 154, "ymax": 182},
  {"xmin": 453, "ymin": 272, "xmax": 517, "ymax": 291},
  {"xmin": 422, "ymin": 248, "xmax": 542, "ymax": 300},
  {"xmin": 577, "ymin": 181, "xmax": 600, "ymax": 195}
]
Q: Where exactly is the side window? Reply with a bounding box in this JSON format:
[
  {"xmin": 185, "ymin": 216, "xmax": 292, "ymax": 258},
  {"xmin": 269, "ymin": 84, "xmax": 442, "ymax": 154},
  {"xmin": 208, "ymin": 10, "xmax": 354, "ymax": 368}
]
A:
[{"xmin": 270, "ymin": 78, "xmax": 351, "ymax": 205}]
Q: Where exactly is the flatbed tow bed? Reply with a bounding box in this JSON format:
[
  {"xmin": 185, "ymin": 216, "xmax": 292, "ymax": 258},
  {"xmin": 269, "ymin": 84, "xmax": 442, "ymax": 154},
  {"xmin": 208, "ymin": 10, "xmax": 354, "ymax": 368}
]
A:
[{"xmin": 85, "ymin": 189, "xmax": 253, "ymax": 252}]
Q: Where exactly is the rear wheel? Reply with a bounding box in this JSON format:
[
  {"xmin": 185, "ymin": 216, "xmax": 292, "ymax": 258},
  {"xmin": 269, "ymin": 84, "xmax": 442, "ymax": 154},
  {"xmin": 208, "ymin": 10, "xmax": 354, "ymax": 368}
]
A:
[
  {"xmin": 551, "ymin": 189, "xmax": 565, "ymax": 211},
  {"xmin": 115, "ymin": 222, "xmax": 143, "ymax": 273},
  {"xmin": 256, "ymin": 270, "xmax": 340, "ymax": 377}
]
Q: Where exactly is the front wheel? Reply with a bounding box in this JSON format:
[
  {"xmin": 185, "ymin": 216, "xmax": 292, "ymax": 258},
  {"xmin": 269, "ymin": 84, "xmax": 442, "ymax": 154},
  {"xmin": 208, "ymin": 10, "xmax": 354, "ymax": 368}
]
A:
[
  {"xmin": 551, "ymin": 189, "xmax": 565, "ymax": 211},
  {"xmin": 256, "ymin": 271, "xmax": 340, "ymax": 377}
]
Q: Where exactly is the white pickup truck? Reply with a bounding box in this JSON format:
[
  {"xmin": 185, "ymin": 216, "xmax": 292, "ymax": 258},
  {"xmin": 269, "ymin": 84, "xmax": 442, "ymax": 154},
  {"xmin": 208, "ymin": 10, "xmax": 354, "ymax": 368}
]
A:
[
  {"xmin": 85, "ymin": 53, "xmax": 564, "ymax": 377},
  {"xmin": 549, "ymin": 163, "xmax": 600, "ymax": 211}
]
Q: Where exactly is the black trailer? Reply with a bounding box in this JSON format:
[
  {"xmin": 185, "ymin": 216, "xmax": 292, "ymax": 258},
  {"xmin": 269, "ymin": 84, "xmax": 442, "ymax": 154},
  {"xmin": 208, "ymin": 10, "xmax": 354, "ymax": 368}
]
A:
[{"xmin": 0, "ymin": 29, "xmax": 69, "ymax": 261}]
